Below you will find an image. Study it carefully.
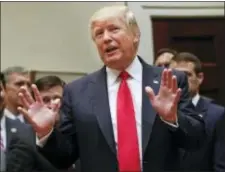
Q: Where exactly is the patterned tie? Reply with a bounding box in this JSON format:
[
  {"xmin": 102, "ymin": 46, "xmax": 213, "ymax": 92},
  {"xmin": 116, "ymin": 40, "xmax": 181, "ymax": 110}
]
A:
[{"xmin": 117, "ymin": 71, "xmax": 141, "ymax": 172}]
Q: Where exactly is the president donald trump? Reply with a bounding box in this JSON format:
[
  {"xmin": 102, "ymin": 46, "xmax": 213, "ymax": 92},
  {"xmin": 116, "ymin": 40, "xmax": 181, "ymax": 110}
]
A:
[{"xmin": 18, "ymin": 5, "xmax": 205, "ymax": 172}]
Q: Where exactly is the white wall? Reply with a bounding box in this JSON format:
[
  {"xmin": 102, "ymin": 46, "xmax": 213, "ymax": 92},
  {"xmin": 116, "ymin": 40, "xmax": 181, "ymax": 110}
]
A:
[
  {"xmin": 2, "ymin": 2, "xmax": 224, "ymax": 80},
  {"xmin": 127, "ymin": 2, "xmax": 225, "ymax": 64},
  {"xmin": 1, "ymin": 1, "xmax": 125, "ymax": 74}
]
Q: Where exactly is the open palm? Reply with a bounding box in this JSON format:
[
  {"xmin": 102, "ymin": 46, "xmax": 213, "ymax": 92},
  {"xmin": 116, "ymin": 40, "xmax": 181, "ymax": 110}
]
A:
[
  {"xmin": 18, "ymin": 85, "xmax": 60, "ymax": 138},
  {"xmin": 146, "ymin": 69, "xmax": 181, "ymax": 123}
]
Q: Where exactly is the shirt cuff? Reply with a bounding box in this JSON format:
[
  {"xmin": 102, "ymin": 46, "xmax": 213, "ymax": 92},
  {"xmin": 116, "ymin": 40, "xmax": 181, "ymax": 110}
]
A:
[{"xmin": 36, "ymin": 128, "xmax": 53, "ymax": 147}]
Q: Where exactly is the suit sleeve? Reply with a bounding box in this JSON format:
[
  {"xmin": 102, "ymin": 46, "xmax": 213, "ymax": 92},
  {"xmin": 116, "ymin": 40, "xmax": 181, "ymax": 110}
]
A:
[
  {"xmin": 213, "ymin": 109, "xmax": 225, "ymax": 172},
  {"xmin": 171, "ymin": 71, "xmax": 206, "ymax": 150},
  {"xmin": 38, "ymin": 84, "xmax": 79, "ymax": 169}
]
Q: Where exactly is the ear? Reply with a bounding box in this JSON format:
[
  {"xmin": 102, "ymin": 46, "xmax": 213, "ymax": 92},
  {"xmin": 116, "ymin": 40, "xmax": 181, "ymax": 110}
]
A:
[
  {"xmin": 133, "ymin": 32, "xmax": 140, "ymax": 45},
  {"xmin": 197, "ymin": 72, "xmax": 204, "ymax": 85}
]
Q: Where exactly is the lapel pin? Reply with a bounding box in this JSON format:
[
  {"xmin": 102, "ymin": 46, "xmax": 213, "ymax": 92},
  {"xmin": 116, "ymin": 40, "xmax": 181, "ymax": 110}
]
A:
[
  {"xmin": 153, "ymin": 80, "xmax": 159, "ymax": 84},
  {"xmin": 11, "ymin": 128, "xmax": 17, "ymax": 133},
  {"xmin": 198, "ymin": 114, "xmax": 203, "ymax": 118}
]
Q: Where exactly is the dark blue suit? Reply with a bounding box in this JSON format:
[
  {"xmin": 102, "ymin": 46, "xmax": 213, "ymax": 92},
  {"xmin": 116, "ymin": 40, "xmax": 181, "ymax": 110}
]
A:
[
  {"xmin": 39, "ymin": 58, "xmax": 205, "ymax": 172},
  {"xmin": 179, "ymin": 96, "xmax": 225, "ymax": 171}
]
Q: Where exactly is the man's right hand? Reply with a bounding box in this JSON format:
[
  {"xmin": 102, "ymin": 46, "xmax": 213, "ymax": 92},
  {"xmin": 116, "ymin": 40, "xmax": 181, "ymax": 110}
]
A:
[{"xmin": 18, "ymin": 84, "xmax": 60, "ymax": 139}]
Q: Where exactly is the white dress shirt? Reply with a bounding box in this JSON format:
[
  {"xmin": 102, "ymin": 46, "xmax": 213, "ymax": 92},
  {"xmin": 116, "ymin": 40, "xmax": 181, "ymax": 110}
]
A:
[
  {"xmin": 4, "ymin": 108, "xmax": 25, "ymax": 123},
  {"xmin": 0, "ymin": 115, "xmax": 7, "ymax": 149},
  {"xmin": 192, "ymin": 93, "xmax": 200, "ymax": 107}
]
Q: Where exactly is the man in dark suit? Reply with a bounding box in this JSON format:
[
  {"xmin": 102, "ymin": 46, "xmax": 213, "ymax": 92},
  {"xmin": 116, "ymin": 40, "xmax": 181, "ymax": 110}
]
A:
[
  {"xmin": 170, "ymin": 52, "xmax": 225, "ymax": 171},
  {"xmin": 0, "ymin": 72, "xmax": 58, "ymax": 172},
  {"xmin": 18, "ymin": 5, "xmax": 205, "ymax": 172}
]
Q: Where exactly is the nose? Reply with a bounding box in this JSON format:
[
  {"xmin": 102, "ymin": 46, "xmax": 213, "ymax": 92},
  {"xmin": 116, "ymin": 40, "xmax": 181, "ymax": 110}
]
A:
[{"xmin": 103, "ymin": 31, "xmax": 112, "ymax": 43}]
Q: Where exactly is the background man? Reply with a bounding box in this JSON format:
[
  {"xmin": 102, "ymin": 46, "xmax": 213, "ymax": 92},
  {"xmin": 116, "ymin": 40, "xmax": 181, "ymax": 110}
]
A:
[
  {"xmin": 154, "ymin": 48, "xmax": 177, "ymax": 67},
  {"xmin": 2, "ymin": 66, "xmax": 31, "ymax": 123},
  {"xmin": 170, "ymin": 52, "xmax": 225, "ymax": 171}
]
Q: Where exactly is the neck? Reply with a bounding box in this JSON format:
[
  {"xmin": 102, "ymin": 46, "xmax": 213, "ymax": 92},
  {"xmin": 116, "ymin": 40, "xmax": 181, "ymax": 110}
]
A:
[
  {"xmin": 190, "ymin": 91, "xmax": 199, "ymax": 98},
  {"xmin": 5, "ymin": 104, "xmax": 18, "ymax": 115}
]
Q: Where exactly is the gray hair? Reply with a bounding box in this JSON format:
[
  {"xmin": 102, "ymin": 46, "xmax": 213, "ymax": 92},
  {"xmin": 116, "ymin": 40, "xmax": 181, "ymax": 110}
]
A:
[
  {"xmin": 2, "ymin": 66, "xmax": 30, "ymax": 83},
  {"xmin": 89, "ymin": 5, "xmax": 140, "ymax": 47}
]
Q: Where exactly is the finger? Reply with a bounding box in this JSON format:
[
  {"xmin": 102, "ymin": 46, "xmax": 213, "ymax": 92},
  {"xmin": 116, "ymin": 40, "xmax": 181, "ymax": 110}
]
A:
[
  {"xmin": 20, "ymin": 86, "xmax": 34, "ymax": 105},
  {"xmin": 51, "ymin": 98, "xmax": 61, "ymax": 113},
  {"xmin": 17, "ymin": 107, "xmax": 37, "ymax": 127},
  {"xmin": 174, "ymin": 88, "xmax": 182, "ymax": 104},
  {"xmin": 161, "ymin": 69, "xmax": 167, "ymax": 87},
  {"xmin": 172, "ymin": 75, "xmax": 178, "ymax": 93},
  {"xmin": 145, "ymin": 86, "xmax": 155, "ymax": 102},
  {"xmin": 167, "ymin": 69, "xmax": 172, "ymax": 89},
  {"xmin": 18, "ymin": 93, "xmax": 30, "ymax": 109},
  {"xmin": 31, "ymin": 84, "xmax": 43, "ymax": 104}
]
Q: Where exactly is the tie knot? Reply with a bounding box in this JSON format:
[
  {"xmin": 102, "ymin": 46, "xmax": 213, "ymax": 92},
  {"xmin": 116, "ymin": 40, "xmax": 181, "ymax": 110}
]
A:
[{"xmin": 119, "ymin": 71, "xmax": 130, "ymax": 80}]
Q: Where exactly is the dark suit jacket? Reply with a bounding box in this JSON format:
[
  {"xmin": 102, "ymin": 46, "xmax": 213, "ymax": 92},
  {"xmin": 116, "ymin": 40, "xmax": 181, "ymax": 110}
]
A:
[
  {"xmin": 179, "ymin": 96, "xmax": 225, "ymax": 171},
  {"xmin": 5, "ymin": 117, "xmax": 58, "ymax": 172},
  {"xmin": 39, "ymin": 58, "xmax": 205, "ymax": 172},
  {"xmin": 5, "ymin": 117, "xmax": 35, "ymax": 150}
]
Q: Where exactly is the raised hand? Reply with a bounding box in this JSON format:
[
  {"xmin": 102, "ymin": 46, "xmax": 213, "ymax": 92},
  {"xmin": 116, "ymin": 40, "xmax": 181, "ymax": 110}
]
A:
[
  {"xmin": 18, "ymin": 84, "xmax": 60, "ymax": 138},
  {"xmin": 145, "ymin": 68, "xmax": 181, "ymax": 123}
]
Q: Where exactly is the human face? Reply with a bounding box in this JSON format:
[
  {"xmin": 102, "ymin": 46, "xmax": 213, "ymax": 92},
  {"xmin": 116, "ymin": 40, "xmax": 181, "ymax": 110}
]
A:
[
  {"xmin": 155, "ymin": 52, "xmax": 174, "ymax": 67},
  {"xmin": 39, "ymin": 85, "xmax": 63, "ymax": 109},
  {"xmin": 173, "ymin": 61, "xmax": 203, "ymax": 97},
  {"xmin": 4, "ymin": 73, "xmax": 31, "ymax": 110},
  {"xmin": 91, "ymin": 15, "xmax": 139, "ymax": 70}
]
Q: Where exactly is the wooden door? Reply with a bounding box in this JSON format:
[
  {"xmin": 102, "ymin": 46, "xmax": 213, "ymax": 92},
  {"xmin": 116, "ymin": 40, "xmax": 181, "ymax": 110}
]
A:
[{"xmin": 152, "ymin": 18, "xmax": 225, "ymax": 106}]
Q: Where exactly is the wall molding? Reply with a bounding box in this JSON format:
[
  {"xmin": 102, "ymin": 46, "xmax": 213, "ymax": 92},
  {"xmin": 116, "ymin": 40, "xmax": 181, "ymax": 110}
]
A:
[
  {"xmin": 127, "ymin": 2, "xmax": 225, "ymax": 64},
  {"xmin": 31, "ymin": 70, "xmax": 87, "ymax": 83}
]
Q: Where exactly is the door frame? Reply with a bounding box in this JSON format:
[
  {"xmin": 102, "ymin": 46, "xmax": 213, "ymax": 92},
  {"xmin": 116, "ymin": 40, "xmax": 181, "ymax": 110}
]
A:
[{"xmin": 126, "ymin": 2, "xmax": 224, "ymax": 64}]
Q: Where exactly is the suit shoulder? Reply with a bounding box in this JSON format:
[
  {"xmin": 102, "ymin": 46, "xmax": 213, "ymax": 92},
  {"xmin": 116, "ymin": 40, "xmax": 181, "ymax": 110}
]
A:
[
  {"xmin": 209, "ymin": 103, "xmax": 225, "ymax": 116},
  {"xmin": 64, "ymin": 70, "xmax": 101, "ymax": 91}
]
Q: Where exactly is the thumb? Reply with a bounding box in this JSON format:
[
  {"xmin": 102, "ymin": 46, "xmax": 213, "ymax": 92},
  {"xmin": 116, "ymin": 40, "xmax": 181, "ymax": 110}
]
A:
[{"xmin": 145, "ymin": 86, "xmax": 155, "ymax": 102}]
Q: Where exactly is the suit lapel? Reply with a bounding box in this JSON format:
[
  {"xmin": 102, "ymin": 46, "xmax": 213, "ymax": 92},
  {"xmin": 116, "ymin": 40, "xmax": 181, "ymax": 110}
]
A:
[
  {"xmin": 140, "ymin": 59, "xmax": 161, "ymax": 154},
  {"xmin": 5, "ymin": 118, "xmax": 19, "ymax": 151},
  {"xmin": 196, "ymin": 97, "xmax": 208, "ymax": 113},
  {"xmin": 195, "ymin": 96, "xmax": 209, "ymax": 117},
  {"xmin": 90, "ymin": 67, "xmax": 116, "ymax": 154}
]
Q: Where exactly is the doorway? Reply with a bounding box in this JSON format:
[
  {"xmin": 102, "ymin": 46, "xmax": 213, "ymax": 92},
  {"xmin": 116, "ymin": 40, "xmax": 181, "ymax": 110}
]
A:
[{"xmin": 152, "ymin": 17, "xmax": 225, "ymax": 105}]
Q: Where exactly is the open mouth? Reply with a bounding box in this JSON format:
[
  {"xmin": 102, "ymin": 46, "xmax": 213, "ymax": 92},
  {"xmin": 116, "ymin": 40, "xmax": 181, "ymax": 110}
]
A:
[{"xmin": 105, "ymin": 46, "xmax": 118, "ymax": 54}]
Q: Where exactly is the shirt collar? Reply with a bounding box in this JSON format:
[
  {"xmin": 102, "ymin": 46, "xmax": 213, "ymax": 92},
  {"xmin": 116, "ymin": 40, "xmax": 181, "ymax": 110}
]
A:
[
  {"xmin": 192, "ymin": 93, "xmax": 200, "ymax": 106},
  {"xmin": 0, "ymin": 115, "xmax": 6, "ymax": 131},
  {"xmin": 4, "ymin": 108, "xmax": 24, "ymax": 122},
  {"xmin": 106, "ymin": 56, "xmax": 143, "ymax": 86}
]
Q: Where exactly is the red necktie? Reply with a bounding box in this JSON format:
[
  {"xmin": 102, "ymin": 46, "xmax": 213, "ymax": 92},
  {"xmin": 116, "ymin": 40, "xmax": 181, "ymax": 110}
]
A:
[{"xmin": 117, "ymin": 71, "xmax": 141, "ymax": 172}]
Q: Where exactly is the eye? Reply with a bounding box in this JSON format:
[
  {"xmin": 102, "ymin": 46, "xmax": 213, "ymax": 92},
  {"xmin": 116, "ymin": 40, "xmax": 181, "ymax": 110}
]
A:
[
  {"xmin": 94, "ymin": 30, "xmax": 103, "ymax": 38},
  {"xmin": 109, "ymin": 26, "xmax": 119, "ymax": 32}
]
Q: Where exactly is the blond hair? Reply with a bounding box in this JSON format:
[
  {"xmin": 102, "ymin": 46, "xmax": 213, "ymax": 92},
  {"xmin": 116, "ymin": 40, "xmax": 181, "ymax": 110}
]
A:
[{"xmin": 89, "ymin": 5, "xmax": 140, "ymax": 44}]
